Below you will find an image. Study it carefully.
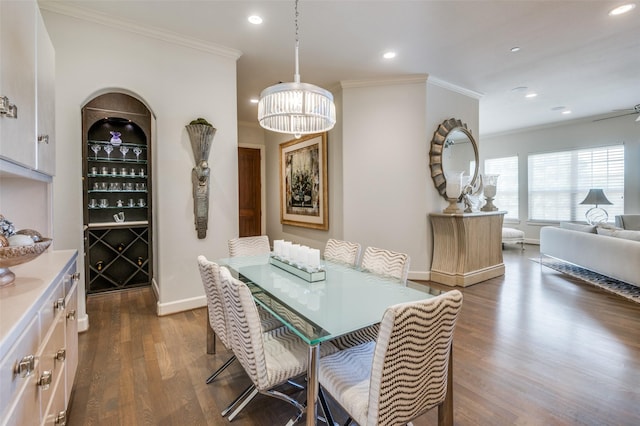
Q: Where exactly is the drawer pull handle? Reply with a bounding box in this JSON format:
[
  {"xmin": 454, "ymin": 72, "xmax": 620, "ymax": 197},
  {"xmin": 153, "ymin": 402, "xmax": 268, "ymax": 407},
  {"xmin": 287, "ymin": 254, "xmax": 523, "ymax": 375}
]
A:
[
  {"xmin": 56, "ymin": 349, "xmax": 66, "ymax": 362},
  {"xmin": 67, "ymin": 309, "xmax": 76, "ymax": 321},
  {"xmin": 54, "ymin": 298, "xmax": 65, "ymax": 311},
  {"xmin": 55, "ymin": 411, "xmax": 67, "ymax": 425},
  {"xmin": 38, "ymin": 370, "xmax": 52, "ymax": 389},
  {"xmin": 38, "ymin": 134, "xmax": 49, "ymax": 144},
  {"xmin": 14, "ymin": 355, "xmax": 35, "ymax": 378},
  {"xmin": 72, "ymin": 272, "xmax": 80, "ymax": 282}
]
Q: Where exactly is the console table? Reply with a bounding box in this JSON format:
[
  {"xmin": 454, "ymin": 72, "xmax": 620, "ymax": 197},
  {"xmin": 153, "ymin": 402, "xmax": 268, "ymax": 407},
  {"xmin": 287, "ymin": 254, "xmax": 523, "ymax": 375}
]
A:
[{"xmin": 430, "ymin": 211, "xmax": 506, "ymax": 286}]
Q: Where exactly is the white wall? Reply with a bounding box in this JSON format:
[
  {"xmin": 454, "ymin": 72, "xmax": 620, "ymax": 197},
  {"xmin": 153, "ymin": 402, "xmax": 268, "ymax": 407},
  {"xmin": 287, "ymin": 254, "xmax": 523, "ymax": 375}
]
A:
[
  {"xmin": 42, "ymin": 9, "xmax": 240, "ymax": 324},
  {"xmin": 481, "ymin": 114, "xmax": 640, "ymax": 242}
]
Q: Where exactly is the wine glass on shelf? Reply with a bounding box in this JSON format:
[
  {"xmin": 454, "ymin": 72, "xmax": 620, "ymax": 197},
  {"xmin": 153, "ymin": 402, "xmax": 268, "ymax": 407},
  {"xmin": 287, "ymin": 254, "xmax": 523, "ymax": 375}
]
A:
[
  {"xmin": 133, "ymin": 147, "xmax": 142, "ymax": 162},
  {"xmin": 103, "ymin": 144, "xmax": 113, "ymax": 159},
  {"xmin": 91, "ymin": 144, "xmax": 101, "ymax": 160},
  {"xmin": 120, "ymin": 146, "xmax": 130, "ymax": 161}
]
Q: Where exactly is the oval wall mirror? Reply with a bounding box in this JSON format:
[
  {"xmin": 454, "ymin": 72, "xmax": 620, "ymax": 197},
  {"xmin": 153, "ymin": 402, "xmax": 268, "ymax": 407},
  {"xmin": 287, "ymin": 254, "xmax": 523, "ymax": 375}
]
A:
[{"xmin": 429, "ymin": 118, "xmax": 479, "ymax": 198}]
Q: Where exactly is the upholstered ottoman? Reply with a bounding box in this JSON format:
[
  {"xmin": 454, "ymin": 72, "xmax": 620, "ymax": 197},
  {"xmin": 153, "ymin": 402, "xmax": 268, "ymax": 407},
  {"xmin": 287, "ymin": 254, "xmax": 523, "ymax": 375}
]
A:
[{"xmin": 502, "ymin": 227, "xmax": 525, "ymax": 250}]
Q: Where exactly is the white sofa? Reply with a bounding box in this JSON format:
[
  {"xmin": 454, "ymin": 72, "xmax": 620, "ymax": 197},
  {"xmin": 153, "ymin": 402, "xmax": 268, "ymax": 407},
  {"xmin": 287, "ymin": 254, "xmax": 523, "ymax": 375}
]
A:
[{"xmin": 540, "ymin": 224, "xmax": 640, "ymax": 288}]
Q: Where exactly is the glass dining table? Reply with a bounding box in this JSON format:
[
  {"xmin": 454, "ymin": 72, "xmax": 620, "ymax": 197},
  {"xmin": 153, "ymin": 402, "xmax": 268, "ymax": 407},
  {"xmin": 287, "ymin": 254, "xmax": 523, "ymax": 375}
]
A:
[{"xmin": 219, "ymin": 254, "xmax": 451, "ymax": 426}]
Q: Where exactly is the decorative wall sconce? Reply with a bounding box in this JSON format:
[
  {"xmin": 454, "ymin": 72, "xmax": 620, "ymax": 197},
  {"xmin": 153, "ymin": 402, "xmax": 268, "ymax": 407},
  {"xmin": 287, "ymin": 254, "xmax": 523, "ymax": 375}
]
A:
[{"xmin": 186, "ymin": 118, "xmax": 216, "ymax": 239}]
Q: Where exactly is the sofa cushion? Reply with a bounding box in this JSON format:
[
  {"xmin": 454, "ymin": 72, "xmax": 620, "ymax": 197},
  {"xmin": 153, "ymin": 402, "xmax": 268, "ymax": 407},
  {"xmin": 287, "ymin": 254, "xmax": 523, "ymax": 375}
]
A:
[
  {"xmin": 597, "ymin": 228, "xmax": 640, "ymax": 242},
  {"xmin": 560, "ymin": 222, "xmax": 596, "ymax": 233}
]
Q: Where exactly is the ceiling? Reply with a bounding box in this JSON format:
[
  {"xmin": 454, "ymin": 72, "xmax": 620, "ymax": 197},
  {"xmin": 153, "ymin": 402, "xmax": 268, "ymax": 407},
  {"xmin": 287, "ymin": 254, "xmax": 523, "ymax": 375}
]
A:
[{"xmin": 43, "ymin": 0, "xmax": 640, "ymax": 136}]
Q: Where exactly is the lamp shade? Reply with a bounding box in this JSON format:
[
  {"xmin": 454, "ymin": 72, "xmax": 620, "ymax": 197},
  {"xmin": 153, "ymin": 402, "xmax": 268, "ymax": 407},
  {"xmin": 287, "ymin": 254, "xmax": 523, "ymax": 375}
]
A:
[{"xmin": 579, "ymin": 188, "xmax": 613, "ymax": 206}]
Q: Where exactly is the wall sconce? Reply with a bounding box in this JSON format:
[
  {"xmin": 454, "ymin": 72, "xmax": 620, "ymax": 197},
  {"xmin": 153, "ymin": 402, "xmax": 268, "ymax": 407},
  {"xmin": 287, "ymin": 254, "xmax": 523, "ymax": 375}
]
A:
[{"xmin": 186, "ymin": 119, "xmax": 216, "ymax": 239}]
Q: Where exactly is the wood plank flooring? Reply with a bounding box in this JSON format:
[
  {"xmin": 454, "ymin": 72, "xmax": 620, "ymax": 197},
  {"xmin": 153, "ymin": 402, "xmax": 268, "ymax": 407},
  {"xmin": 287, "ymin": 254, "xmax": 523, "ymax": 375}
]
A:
[{"xmin": 67, "ymin": 245, "xmax": 640, "ymax": 425}]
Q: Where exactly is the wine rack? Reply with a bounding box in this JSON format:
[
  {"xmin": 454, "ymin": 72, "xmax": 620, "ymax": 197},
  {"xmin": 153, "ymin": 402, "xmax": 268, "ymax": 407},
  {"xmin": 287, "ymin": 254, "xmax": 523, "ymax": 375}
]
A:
[{"xmin": 82, "ymin": 93, "xmax": 152, "ymax": 294}]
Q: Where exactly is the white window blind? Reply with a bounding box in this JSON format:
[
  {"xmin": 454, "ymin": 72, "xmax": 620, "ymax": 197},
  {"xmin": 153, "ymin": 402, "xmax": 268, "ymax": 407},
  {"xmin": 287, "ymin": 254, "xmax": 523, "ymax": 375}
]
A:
[
  {"xmin": 485, "ymin": 156, "xmax": 519, "ymax": 220},
  {"xmin": 528, "ymin": 145, "xmax": 624, "ymax": 222}
]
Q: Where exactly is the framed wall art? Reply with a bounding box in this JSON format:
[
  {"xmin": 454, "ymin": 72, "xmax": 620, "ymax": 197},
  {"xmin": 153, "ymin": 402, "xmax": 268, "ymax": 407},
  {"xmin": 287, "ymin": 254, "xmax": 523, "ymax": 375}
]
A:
[{"xmin": 279, "ymin": 133, "xmax": 328, "ymax": 230}]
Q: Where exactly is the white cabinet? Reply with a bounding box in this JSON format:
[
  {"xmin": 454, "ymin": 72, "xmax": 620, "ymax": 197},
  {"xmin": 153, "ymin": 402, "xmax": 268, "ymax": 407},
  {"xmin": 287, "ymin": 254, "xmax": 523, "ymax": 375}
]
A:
[
  {"xmin": 0, "ymin": 250, "xmax": 78, "ymax": 426},
  {"xmin": 0, "ymin": 1, "xmax": 55, "ymax": 176},
  {"xmin": 0, "ymin": 0, "xmax": 36, "ymax": 168},
  {"xmin": 36, "ymin": 8, "xmax": 56, "ymax": 176}
]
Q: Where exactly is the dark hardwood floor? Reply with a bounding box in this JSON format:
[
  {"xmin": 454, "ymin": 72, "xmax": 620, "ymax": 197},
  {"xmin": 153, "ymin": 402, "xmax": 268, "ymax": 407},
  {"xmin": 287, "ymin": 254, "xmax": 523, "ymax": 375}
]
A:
[{"xmin": 68, "ymin": 245, "xmax": 640, "ymax": 425}]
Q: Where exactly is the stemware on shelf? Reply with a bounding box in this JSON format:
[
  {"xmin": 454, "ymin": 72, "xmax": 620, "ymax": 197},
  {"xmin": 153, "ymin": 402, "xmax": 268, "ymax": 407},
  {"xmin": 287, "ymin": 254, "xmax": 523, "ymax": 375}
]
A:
[
  {"xmin": 133, "ymin": 147, "xmax": 142, "ymax": 161},
  {"xmin": 91, "ymin": 144, "xmax": 101, "ymax": 159},
  {"xmin": 120, "ymin": 145, "xmax": 130, "ymax": 160},
  {"xmin": 103, "ymin": 144, "xmax": 113, "ymax": 159}
]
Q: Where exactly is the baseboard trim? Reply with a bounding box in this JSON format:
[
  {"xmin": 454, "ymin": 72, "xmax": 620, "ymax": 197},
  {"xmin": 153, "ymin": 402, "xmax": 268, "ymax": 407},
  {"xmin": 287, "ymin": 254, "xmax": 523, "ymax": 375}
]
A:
[
  {"xmin": 156, "ymin": 294, "xmax": 206, "ymax": 316},
  {"xmin": 77, "ymin": 314, "xmax": 89, "ymax": 332},
  {"xmin": 408, "ymin": 270, "xmax": 430, "ymax": 281}
]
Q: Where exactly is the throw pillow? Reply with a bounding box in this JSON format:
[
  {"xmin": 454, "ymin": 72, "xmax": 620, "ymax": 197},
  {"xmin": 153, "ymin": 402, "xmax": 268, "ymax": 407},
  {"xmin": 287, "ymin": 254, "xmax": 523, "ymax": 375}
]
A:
[
  {"xmin": 596, "ymin": 227, "xmax": 617, "ymax": 237},
  {"xmin": 611, "ymin": 230, "xmax": 640, "ymax": 242},
  {"xmin": 560, "ymin": 222, "xmax": 596, "ymax": 233}
]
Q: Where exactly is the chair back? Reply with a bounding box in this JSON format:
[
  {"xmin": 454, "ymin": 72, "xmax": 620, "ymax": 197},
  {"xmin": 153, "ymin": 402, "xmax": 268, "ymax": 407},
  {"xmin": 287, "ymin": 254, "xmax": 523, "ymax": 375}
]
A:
[
  {"xmin": 218, "ymin": 266, "xmax": 270, "ymax": 390},
  {"xmin": 366, "ymin": 290, "xmax": 463, "ymax": 426},
  {"xmin": 197, "ymin": 256, "xmax": 229, "ymax": 348},
  {"xmin": 228, "ymin": 235, "xmax": 271, "ymax": 257},
  {"xmin": 360, "ymin": 246, "xmax": 410, "ymax": 284},
  {"xmin": 615, "ymin": 214, "xmax": 640, "ymax": 230},
  {"xmin": 324, "ymin": 238, "xmax": 362, "ymax": 266}
]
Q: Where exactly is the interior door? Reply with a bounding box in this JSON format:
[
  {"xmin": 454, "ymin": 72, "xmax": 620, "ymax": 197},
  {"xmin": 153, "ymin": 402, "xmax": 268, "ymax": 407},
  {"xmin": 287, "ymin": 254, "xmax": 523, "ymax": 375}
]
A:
[{"xmin": 238, "ymin": 147, "xmax": 261, "ymax": 237}]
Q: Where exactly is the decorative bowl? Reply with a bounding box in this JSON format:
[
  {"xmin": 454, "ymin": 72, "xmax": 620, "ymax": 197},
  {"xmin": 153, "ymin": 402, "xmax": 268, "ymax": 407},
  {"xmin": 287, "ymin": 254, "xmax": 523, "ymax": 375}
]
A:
[{"xmin": 0, "ymin": 238, "xmax": 52, "ymax": 287}]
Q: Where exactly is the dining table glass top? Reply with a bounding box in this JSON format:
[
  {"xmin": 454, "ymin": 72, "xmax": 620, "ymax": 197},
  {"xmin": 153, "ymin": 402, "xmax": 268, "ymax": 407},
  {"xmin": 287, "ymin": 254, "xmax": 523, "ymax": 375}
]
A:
[{"xmin": 219, "ymin": 254, "xmax": 444, "ymax": 345}]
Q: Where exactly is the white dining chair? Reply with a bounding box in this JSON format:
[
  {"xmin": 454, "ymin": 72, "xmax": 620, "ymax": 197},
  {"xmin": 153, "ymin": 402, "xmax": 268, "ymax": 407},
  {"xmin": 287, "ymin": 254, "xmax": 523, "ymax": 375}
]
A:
[
  {"xmin": 319, "ymin": 290, "xmax": 463, "ymax": 426},
  {"xmin": 218, "ymin": 266, "xmax": 338, "ymax": 421},
  {"xmin": 360, "ymin": 246, "xmax": 411, "ymax": 284},
  {"xmin": 324, "ymin": 238, "xmax": 362, "ymax": 266},
  {"xmin": 228, "ymin": 235, "xmax": 271, "ymax": 257}
]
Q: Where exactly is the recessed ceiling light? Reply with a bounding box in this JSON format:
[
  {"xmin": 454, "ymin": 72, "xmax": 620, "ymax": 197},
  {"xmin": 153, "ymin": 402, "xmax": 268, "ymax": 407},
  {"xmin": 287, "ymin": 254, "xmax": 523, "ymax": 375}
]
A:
[
  {"xmin": 609, "ymin": 3, "xmax": 636, "ymax": 16},
  {"xmin": 248, "ymin": 15, "xmax": 263, "ymax": 24},
  {"xmin": 383, "ymin": 51, "xmax": 396, "ymax": 59},
  {"xmin": 512, "ymin": 86, "xmax": 528, "ymax": 92},
  {"xmin": 525, "ymin": 93, "xmax": 538, "ymax": 98},
  {"xmin": 551, "ymin": 106, "xmax": 565, "ymax": 111},
  {"xmin": 562, "ymin": 110, "xmax": 572, "ymax": 115},
  {"xmin": 250, "ymin": 98, "xmax": 259, "ymax": 104},
  {"xmin": 510, "ymin": 47, "xmax": 521, "ymax": 53}
]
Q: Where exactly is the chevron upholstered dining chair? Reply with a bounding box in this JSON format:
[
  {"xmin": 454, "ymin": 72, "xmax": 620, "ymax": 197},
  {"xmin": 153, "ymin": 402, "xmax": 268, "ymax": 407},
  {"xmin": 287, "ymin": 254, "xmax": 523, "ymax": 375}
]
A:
[
  {"xmin": 319, "ymin": 290, "xmax": 463, "ymax": 426},
  {"xmin": 360, "ymin": 246, "xmax": 411, "ymax": 285},
  {"xmin": 324, "ymin": 238, "xmax": 362, "ymax": 266},
  {"xmin": 197, "ymin": 257, "xmax": 280, "ymax": 403},
  {"xmin": 228, "ymin": 235, "xmax": 271, "ymax": 257},
  {"xmin": 218, "ymin": 266, "xmax": 338, "ymax": 422}
]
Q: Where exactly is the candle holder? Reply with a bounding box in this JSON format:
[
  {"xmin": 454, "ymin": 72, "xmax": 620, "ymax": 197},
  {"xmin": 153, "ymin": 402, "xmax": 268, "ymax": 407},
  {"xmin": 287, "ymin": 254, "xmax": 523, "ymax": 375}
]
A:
[
  {"xmin": 443, "ymin": 170, "xmax": 464, "ymax": 214},
  {"xmin": 481, "ymin": 174, "xmax": 499, "ymax": 212}
]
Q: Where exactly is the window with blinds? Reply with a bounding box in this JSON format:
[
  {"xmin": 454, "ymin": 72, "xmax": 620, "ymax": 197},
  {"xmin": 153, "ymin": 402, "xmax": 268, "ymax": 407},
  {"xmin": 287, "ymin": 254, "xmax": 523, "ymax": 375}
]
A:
[
  {"xmin": 485, "ymin": 156, "xmax": 519, "ymax": 220},
  {"xmin": 528, "ymin": 145, "xmax": 624, "ymax": 222}
]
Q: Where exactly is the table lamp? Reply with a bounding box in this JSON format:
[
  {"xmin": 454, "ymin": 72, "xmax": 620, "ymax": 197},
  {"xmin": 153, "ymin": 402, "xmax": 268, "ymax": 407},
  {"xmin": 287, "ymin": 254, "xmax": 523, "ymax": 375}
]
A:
[{"xmin": 580, "ymin": 188, "xmax": 612, "ymax": 224}]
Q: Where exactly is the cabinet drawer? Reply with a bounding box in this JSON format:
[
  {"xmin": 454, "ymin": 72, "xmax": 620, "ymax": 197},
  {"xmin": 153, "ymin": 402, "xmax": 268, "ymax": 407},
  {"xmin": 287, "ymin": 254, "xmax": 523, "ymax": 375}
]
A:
[
  {"xmin": 41, "ymin": 362, "xmax": 66, "ymax": 426},
  {"xmin": 64, "ymin": 281, "xmax": 78, "ymax": 405},
  {"xmin": 37, "ymin": 312, "xmax": 66, "ymax": 422},
  {"xmin": 0, "ymin": 315, "xmax": 40, "ymax": 424},
  {"xmin": 39, "ymin": 282, "xmax": 64, "ymax": 341}
]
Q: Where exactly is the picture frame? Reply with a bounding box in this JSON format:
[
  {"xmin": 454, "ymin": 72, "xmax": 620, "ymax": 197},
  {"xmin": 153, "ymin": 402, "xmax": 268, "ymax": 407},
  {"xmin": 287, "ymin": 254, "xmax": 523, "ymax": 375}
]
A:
[{"xmin": 279, "ymin": 133, "xmax": 329, "ymax": 230}]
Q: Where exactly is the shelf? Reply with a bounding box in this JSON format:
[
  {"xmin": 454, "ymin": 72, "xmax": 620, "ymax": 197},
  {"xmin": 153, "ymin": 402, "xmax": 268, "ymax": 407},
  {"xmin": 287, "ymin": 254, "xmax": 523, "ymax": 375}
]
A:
[
  {"xmin": 88, "ymin": 206, "xmax": 147, "ymax": 210},
  {"xmin": 87, "ymin": 158, "xmax": 148, "ymax": 165},
  {"xmin": 87, "ymin": 221, "xmax": 149, "ymax": 229},
  {"xmin": 88, "ymin": 190, "xmax": 148, "ymax": 193},
  {"xmin": 88, "ymin": 173, "xmax": 146, "ymax": 178},
  {"xmin": 87, "ymin": 140, "xmax": 146, "ymax": 149}
]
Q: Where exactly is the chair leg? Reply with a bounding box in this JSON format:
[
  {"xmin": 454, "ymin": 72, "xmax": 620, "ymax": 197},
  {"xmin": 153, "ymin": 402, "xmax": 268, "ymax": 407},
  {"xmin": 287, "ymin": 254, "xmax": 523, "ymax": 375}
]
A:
[
  {"xmin": 343, "ymin": 418, "xmax": 353, "ymax": 426},
  {"xmin": 228, "ymin": 386, "xmax": 259, "ymax": 421},
  {"xmin": 287, "ymin": 379, "xmax": 305, "ymax": 390},
  {"xmin": 206, "ymin": 355, "xmax": 236, "ymax": 384},
  {"xmin": 318, "ymin": 387, "xmax": 336, "ymax": 426},
  {"xmin": 222, "ymin": 385, "xmax": 256, "ymax": 418}
]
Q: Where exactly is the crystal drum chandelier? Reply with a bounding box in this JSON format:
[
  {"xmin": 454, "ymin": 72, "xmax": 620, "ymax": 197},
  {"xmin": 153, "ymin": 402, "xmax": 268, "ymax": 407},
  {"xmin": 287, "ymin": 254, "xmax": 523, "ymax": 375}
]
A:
[{"xmin": 258, "ymin": 0, "xmax": 336, "ymax": 137}]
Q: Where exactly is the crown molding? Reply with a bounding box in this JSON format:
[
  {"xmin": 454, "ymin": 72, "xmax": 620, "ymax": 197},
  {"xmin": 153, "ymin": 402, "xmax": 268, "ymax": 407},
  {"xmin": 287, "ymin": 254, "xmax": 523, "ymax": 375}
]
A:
[
  {"xmin": 340, "ymin": 74, "xmax": 429, "ymax": 89},
  {"xmin": 428, "ymin": 76, "xmax": 483, "ymax": 99},
  {"xmin": 39, "ymin": 2, "xmax": 242, "ymax": 60}
]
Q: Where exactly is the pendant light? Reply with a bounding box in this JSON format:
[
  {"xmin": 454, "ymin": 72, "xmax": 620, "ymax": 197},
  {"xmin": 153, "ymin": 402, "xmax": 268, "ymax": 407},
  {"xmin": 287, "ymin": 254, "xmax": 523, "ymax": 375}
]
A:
[{"xmin": 257, "ymin": 0, "xmax": 336, "ymax": 138}]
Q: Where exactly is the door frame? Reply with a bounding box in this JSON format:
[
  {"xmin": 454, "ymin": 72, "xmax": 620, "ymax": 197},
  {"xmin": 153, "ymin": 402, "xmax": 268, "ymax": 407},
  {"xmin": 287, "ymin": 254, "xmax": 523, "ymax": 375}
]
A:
[{"xmin": 238, "ymin": 143, "xmax": 266, "ymax": 235}]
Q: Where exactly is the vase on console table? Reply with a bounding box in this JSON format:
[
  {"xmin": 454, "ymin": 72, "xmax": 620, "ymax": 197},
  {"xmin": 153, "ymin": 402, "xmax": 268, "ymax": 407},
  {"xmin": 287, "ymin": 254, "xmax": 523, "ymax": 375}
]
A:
[
  {"xmin": 481, "ymin": 174, "xmax": 499, "ymax": 212},
  {"xmin": 443, "ymin": 170, "xmax": 464, "ymax": 214}
]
